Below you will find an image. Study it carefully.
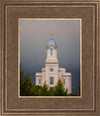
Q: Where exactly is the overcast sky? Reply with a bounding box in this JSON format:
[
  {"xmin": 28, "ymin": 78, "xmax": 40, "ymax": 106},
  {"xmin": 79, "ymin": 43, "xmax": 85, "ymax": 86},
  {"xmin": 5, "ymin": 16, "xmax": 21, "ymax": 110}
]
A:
[{"xmin": 20, "ymin": 19, "xmax": 80, "ymax": 93}]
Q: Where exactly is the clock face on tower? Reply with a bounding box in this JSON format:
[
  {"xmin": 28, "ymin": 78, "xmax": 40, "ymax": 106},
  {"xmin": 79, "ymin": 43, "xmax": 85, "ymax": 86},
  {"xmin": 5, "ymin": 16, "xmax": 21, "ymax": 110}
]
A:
[{"xmin": 50, "ymin": 68, "xmax": 53, "ymax": 72}]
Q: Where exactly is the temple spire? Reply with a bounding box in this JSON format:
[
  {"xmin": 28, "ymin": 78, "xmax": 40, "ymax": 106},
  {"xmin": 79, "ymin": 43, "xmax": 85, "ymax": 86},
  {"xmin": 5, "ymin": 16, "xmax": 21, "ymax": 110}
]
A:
[
  {"xmin": 47, "ymin": 32, "xmax": 57, "ymax": 48},
  {"xmin": 51, "ymin": 32, "xmax": 53, "ymax": 37}
]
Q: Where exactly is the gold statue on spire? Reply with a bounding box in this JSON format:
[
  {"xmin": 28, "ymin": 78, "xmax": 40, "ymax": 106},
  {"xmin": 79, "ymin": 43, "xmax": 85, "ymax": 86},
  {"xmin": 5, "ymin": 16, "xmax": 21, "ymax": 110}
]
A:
[{"xmin": 51, "ymin": 32, "xmax": 53, "ymax": 37}]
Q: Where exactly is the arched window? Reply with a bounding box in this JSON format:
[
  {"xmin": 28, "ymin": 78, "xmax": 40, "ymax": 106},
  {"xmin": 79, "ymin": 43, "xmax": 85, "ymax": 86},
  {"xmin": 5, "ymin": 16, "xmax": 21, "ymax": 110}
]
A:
[
  {"xmin": 63, "ymin": 80, "xmax": 65, "ymax": 84},
  {"xmin": 50, "ymin": 77, "xmax": 53, "ymax": 85},
  {"xmin": 50, "ymin": 48, "xmax": 53, "ymax": 56},
  {"xmin": 39, "ymin": 80, "xmax": 41, "ymax": 84}
]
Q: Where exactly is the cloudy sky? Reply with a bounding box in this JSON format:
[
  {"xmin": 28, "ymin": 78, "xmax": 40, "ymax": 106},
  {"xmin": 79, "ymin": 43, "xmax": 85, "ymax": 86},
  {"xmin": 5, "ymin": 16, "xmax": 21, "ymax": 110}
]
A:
[{"xmin": 20, "ymin": 19, "xmax": 80, "ymax": 93}]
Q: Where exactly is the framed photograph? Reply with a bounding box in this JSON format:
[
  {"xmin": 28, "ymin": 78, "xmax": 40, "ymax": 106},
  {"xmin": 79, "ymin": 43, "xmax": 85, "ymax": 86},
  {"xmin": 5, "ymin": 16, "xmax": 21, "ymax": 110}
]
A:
[
  {"xmin": 0, "ymin": 0, "xmax": 100, "ymax": 116},
  {"xmin": 19, "ymin": 19, "xmax": 82, "ymax": 97}
]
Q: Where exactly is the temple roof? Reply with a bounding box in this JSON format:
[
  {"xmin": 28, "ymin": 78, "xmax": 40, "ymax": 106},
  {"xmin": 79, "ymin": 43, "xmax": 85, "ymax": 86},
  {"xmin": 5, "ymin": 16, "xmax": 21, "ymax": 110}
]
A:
[
  {"xmin": 47, "ymin": 32, "xmax": 57, "ymax": 49},
  {"xmin": 47, "ymin": 37, "xmax": 57, "ymax": 49}
]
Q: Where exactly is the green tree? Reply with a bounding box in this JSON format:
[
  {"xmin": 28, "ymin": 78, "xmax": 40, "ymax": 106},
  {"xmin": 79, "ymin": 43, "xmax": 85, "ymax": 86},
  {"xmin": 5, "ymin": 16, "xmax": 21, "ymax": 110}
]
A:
[
  {"xmin": 48, "ymin": 87, "xmax": 55, "ymax": 96},
  {"xmin": 78, "ymin": 84, "xmax": 80, "ymax": 96},
  {"xmin": 20, "ymin": 74, "xmax": 32, "ymax": 96},
  {"xmin": 20, "ymin": 64, "xmax": 25, "ymax": 96},
  {"xmin": 20, "ymin": 64, "xmax": 24, "ymax": 81},
  {"xmin": 64, "ymin": 88, "xmax": 68, "ymax": 96},
  {"xmin": 55, "ymin": 79, "xmax": 65, "ymax": 96},
  {"xmin": 35, "ymin": 86, "xmax": 42, "ymax": 95},
  {"xmin": 30, "ymin": 83, "xmax": 37, "ymax": 96},
  {"xmin": 38, "ymin": 82, "xmax": 48, "ymax": 96},
  {"xmin": 20, "ymin": 64, "xmax": 77, "ymax": 96},
  {"xmin": 20, "ymin": 64, "xmax": 37, "ymax": 96}
]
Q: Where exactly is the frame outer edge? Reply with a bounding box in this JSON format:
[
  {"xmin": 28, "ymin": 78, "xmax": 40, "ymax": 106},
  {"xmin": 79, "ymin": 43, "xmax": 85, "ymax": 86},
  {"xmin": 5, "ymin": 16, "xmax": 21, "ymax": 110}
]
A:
[
  {"xmin": 0, "ymin": 1, "xmax": 100, "ymax": 116},
  {"xmin": 0, "ymin": 2, "xmax": 3, "ymax": 116},
  {"xmin": 97, "ymin": 1, "xmax": 100, "ymax": 116},
  {"xmin": 95, "ymin": 1, "xmax": 100, "ymax": 116},
  {"xmin": 0, "ymin": 3, "xmax": 2, "ymax": 116},
  {"xmin": 2, "ymin": 0, "xmax": 100, "ymax": 3},
  {"xmin": 0, "ymin": 1, "xmax": 5, "ymax": 116}
]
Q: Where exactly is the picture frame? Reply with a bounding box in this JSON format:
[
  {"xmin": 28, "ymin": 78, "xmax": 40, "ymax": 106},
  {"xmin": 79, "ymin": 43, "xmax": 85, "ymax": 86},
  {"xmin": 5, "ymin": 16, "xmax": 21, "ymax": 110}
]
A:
[{"xmin": 0, "ymin": 0, "xmax": 100, "ymax": 115}]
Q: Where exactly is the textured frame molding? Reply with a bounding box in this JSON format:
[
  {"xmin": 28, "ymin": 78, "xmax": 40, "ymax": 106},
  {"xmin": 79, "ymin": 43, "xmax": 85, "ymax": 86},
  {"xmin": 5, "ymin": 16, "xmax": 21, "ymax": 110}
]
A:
[{"xmin": 0, "ymin": 0, "xmax": 100, "ymax": 116}]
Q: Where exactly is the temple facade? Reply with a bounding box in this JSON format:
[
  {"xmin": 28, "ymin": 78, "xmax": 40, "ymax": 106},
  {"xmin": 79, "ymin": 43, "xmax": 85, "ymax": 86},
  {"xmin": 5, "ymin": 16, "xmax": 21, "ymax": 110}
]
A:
[{"xmin": 36, "ymin": 32, "xmax": 71, "ymax": 93}]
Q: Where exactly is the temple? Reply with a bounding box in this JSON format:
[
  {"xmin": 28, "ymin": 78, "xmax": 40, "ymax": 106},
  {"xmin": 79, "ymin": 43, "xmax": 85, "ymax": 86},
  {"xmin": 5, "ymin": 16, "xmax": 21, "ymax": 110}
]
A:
[{"xmin": 36, "ymin": 32, "xmax": 71, "ymax": 93}]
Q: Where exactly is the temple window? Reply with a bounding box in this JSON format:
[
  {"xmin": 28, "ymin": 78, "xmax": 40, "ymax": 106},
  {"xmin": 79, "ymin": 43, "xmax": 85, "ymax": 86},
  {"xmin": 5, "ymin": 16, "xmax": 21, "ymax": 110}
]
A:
[
  {"xmin": 50, "ymin": 77, "xmax": 53, "ymax": 85},
  {"xmin": 50, "ymin": 48, "xmax": 53, "ymax": 56}
]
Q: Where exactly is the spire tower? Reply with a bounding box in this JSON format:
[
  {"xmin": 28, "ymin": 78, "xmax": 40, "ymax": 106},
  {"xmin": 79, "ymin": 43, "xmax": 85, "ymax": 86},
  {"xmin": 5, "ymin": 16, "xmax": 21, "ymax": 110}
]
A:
[{"xmin": 51, "ymin": 32, "xmax": 53, "ymax": 37}]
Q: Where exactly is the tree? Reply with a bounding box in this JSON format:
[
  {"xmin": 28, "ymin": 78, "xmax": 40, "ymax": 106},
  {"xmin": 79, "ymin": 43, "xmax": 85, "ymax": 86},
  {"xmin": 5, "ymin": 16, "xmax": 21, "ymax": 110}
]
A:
[
  {"xmin": 48, "ymin": 87, "xmax": 55, "ymax": 96},
  {"xmin": 78, "ymin": 84, "xmax": 80, "ymax": 96},
  {"xmin": 64, "ymin": 88, "xmax": 68, "ymax": 96},
  {"xmin": 20, "ymin": 65, "xmax": 77, "ymax": 96},
  {"xmin": 20, "ymin": 74, "xmax": 32, "ymax": 96},
  {"xmin": 20, "ymin": 64, "xmax": 25, "ymax": 96},
  {"xmin": 55, "ymin": 79, "xmax": 65, "ymax": 96},
  {"xmin": 20, "ymin": 64, "xmax": 24, "ymax": 81},
  {"xmin": 38, "ymin": 82, "xmax": 48, "ymax": 96},
  {"xmin": 35, "ymin": 86, "xmax": 42, "ymax": 95},
  {"xmin": 20, "ymin": 64, "xmax": 37, "ymax": 96}
]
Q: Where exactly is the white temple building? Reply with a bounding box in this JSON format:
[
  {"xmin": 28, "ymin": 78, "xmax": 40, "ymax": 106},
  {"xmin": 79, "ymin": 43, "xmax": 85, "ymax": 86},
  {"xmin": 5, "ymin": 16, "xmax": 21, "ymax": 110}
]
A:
[{"xmin": 36, "ymin": 32, "xmax": 71, "ymax": 93}]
